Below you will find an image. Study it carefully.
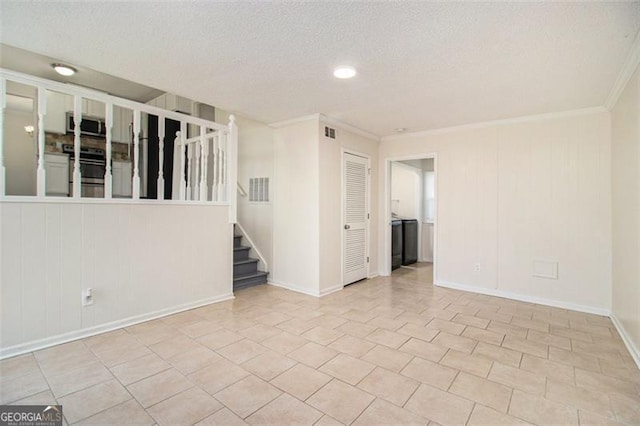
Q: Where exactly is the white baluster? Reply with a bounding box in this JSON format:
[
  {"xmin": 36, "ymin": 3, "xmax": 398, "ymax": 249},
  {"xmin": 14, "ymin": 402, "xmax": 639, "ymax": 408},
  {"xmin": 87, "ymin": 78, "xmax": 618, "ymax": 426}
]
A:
[
  {"xmin": 199, "ymin": 126, "xmax": 208, "ymax": 202},
  {"xmin": 227, "ymin": 115, "xmax": 238, "ymax": 222},
  {"xmin": 157, "ymin": 116, "xmax": 165, "ymax": 200},
  {"xmin": 132, "ymin": 110, "xmax": 141, "ymax": 200},
  {"xmin": 211, "ymin": 133, "xmax": 218, "ymax": 201},
  {"xmin": 179, "ymin": 122, "xmax": 187, "ymax": 201},
  {"xmin": 0, "ymin": 78, "xmax": 5, "ymax": 197},
  {"xmin": 194, "ymin": 137, "xmax": 201, "ymax": 201},
  {"xmin": 186, "ymin": 142, "xmax": 194, "ymax": 201},
  {"xmin": 36, "ymin": 87, "xmax": 46, "ymax": 197},
  {"xmin": 104, "ymin": 103, "xmax": 113, "ymax": 199},
  {"xmin": 72, "ymin": 96, "xmax": 82, "ymax": 198},
  {"xmin": 218, "ymin": 133, "xmax": 224, "ymax": 202}
]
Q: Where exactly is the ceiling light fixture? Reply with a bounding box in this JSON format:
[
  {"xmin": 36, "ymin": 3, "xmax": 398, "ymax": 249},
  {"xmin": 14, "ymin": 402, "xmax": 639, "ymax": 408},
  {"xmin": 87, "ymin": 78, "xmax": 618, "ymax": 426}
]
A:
[
  {"xmin": 333, "ymin": 66, "xmax": 356, "ymax": 79},
  {"xmin": 52, "ymin": 63, "xmax": 77, "ymax": 76},
  {"xmin": 395, "ymin": 127, "xmax": 407, "ymax": 133}
]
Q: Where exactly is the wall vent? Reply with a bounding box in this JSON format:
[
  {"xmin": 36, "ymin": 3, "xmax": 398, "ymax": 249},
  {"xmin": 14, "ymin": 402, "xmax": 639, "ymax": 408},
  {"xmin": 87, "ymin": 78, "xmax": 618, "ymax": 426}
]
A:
[
  {"xmin": 324, "ymin": 126, "xmax": 336, "ymax": 139},
  {"xmin": 249, "ymin": 177, "xmax": 270, "ymax": 202}
]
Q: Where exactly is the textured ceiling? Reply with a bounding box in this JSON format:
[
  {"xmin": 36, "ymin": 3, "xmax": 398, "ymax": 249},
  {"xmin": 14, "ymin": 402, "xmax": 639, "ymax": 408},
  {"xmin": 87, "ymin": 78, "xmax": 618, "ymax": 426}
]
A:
[
  {"xmin": 0, "ymin": 45, "xmax": 163, "ymax": 102},
  {"xmin": 1, "ymin": 1, "xmax": 639, "ymax": 136}
]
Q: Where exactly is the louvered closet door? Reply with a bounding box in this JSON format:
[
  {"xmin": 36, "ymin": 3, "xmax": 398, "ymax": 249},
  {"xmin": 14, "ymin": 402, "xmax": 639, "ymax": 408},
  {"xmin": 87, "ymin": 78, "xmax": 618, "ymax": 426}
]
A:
[{"xmin": 343, "ymin": 152, "xmax": 369, "ymax": 285}]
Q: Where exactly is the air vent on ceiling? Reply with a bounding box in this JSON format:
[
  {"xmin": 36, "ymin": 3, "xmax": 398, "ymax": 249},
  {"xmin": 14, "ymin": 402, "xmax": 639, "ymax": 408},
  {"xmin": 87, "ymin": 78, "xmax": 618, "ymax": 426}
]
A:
[
  {"xmin": 324, "ymin": 126, "xmax": 336, "ymax": 139},
  {"xmin": 249, "ymin": 177, "xmax": 270, "ymax": 203}
]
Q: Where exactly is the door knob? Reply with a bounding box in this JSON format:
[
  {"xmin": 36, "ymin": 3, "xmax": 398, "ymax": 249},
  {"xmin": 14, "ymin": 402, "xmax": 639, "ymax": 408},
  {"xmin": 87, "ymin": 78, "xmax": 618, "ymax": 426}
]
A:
[{"xmin": 344, "ymin": 225, "xmax": 350, "ymax": 230}]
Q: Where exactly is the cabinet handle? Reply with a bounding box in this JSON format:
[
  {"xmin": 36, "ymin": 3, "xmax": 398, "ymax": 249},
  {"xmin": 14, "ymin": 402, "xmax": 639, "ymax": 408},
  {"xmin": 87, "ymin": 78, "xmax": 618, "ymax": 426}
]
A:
[{"xmin": 344, "ymin": 225, "xmax": 350, "ymax": 230}]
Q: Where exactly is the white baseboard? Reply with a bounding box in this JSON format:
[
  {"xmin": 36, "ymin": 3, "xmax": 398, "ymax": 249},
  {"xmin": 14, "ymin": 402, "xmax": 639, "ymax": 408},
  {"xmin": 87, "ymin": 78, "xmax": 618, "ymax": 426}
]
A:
[
  {"xmin": 610, "ymin": 314, "xmax": 640, "ymax": 369},
  {"xmin": 268, "ymin": 280, "xmax": 344, "ymax": 298},
  {"xmin": 268, "ymin": 280, "xmax": 321, "ymax": 297},
  {"xmin": 0, "ymin": 293, "xmax": 235, "ymax": 360},
  {"xmin": 368, "ymin": 273, "xmax": 379, "ymax": 279},
  {"xmin": 434, "ymin": 280, "xmax": 611, "ymax": 317},
  {"xmin": 319, "ymin": 284, "xmax": 344, "ymax": 297}
]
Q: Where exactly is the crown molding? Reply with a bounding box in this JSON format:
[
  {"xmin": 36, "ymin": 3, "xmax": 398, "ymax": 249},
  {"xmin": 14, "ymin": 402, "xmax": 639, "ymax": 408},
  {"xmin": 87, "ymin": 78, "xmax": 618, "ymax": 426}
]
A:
[
  {"xmin": 381, "ymin": 106, "xmax": 607, "ymax": 142},
  {"xmin": 318, "ymin": 114, "xmax": 380, "ymax": 142},
  {"xmin": 268, "ymin": 113, "xmax": 321, "ymax": 128},
  {"xmin": 605, "ymin": 29, "xmax": 640, "ymax": 110},
  {"xmin": 269, "ymin": 113, "xmax": 380, "ymax": 142}
]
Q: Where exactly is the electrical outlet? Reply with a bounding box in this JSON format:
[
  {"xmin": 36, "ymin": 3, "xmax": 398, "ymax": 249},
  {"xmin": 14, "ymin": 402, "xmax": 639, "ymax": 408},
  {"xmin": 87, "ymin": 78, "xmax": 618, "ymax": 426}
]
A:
[
  {"xmin": 474, "ymin": 263, "xmax": 481, "ymax": 272},
  {"xmin": 82, "ymin": 288, "xmax": 94, "ymax": 306}
]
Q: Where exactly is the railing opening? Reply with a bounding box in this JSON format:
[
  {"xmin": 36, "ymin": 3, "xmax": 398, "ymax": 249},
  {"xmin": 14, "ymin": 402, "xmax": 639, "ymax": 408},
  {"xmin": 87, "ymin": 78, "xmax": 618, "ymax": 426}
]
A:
[{"xmin": 0, "ymin": 69, "xmax": 237, "ymax": 215}]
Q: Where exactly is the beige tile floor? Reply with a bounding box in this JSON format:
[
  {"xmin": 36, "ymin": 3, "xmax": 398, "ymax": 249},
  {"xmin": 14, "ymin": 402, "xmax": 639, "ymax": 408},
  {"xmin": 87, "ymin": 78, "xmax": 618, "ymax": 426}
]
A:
[{"xmin": 1, "ymin": 263, "xmax": 639, "ymax": 425}]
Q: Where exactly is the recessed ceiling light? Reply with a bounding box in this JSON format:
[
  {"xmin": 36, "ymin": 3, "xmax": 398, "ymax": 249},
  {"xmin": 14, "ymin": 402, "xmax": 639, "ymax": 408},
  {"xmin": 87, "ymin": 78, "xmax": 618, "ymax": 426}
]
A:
[
  {"xmin": 333, "ymin": 66, "xmax": 356, "ymax": 79},
  {"xmin": 52, "ymin": 63, "xmax": 77, "ymax": 76},
  {"xmin": 395, "ymin": 127, "xmax": 407, "ymax": 133}
]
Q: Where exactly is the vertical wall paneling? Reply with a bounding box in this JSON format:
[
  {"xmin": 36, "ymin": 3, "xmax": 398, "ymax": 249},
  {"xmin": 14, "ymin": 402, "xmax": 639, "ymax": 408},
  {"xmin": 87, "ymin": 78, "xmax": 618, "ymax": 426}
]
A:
[
  {"xmin": 1, "ymin": 204, "xmax": 22, "ymax": 346},
  {"xmin": 0, "ymin": 202, "xmax": 233, "ymax": 357},
  {"xmin": 21, "ymin": 204, "xmax": 47, "ymax": 341},
  {"xmin": 44, "ymin": 204, "xmax": 62, "ymax": 337},
  {"xmin": 80, "ymin": 204, "xmax": 95, "ymax": 327},
  {"xmin": 380, "ymin": 111, "xmax": 611, "ymax": 312},
  {"xmin": 59, "ymin": 204, "xmax": 82, "ymax": 333}
]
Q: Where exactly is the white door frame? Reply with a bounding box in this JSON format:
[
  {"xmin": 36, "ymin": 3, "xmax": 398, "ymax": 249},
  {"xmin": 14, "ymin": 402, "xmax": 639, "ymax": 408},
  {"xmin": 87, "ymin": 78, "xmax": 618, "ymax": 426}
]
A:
[
  {"xmin": 382, "ymin": 153, "xmax": 438, "ymax": 281},
  {"xmin": 342, "ymin": 148, "xmax": 371, "ymax": 285}
]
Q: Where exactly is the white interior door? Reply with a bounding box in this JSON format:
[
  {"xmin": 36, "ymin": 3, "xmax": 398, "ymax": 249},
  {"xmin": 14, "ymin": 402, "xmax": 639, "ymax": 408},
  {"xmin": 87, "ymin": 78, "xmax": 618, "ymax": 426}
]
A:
[{"xmin": 343, "ymin": 152, "xmax": 369, "ymax": 285}]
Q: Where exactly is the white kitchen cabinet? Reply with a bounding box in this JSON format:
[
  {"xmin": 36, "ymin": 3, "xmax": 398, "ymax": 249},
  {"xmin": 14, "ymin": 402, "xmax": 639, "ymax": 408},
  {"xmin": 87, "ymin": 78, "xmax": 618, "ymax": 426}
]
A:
[
  {"xmin": 44, "ymin": 93, "xmax": 108, "ymax": 134},
  {"xmin": 112, "ymin": 161, "xmax": 132, "ymax": 197},
  {"xmin": 44, "ymin": 91, "xmax": 72, "ymax": 134},
  {"xmin": 45, "ymin": 154, "xmax": 69, "ymax": 196},
  {"xmin": 112, "ymin": 106, "xmax": 133, "ymax": 143},
  {"xmin": 82, "ymin": 99, "xmax": 105, "ymax": 118}
]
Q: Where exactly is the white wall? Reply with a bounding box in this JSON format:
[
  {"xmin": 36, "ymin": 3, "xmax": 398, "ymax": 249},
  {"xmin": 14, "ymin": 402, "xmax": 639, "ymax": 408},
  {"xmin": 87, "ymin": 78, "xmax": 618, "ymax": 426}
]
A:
[
  {"xmin": 319, "ymin": 121, "xmax": 379, "ymax": 293},
  {"xmin": 611, "ymin": 65, "xmax": 640, "ymax": 363},
  {"xmin": 0, "ymin": 202, "xmax": 233, "ymax": 358},
  {"xmin": 217, "ymin": 109, "xmax": 274, "ymax": 271},
  {"xmin": 391, "ymin": 162, "xmax": 420, "ymax": 219},
  {"xmin": 272, "ymin": 119, "xmax": 320, "ymax": 294},
  {"xmin": 271, "ymin": 116, "xmax": 379, "ymax": 295},
  {"xmin": 380, "ymin": 110, "xmax": 612, "ymax": 313}
]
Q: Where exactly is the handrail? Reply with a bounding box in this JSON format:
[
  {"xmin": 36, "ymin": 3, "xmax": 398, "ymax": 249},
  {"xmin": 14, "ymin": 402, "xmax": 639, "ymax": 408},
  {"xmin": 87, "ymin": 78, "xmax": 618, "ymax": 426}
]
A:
[
  {"xmin": 0, "ymin": 69, "xmax": 226, "ymax": 131},
  {"xmin": 237, "ymin": 182, "xmax": 247, "ymax": 197},
  {"xmin": 0, "ymin": 68, "xmax": 237, "ymax": 212},
  {"xmin": 235, "ymin": 222, "xmax": 268, "ymax": 272}
]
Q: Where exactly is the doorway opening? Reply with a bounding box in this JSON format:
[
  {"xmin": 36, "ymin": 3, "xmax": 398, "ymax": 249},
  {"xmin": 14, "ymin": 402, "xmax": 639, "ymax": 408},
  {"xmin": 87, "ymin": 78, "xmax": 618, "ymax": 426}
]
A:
[{"xmin": 384, "ymin": 155, "xmax": 437, "ymax": 285}]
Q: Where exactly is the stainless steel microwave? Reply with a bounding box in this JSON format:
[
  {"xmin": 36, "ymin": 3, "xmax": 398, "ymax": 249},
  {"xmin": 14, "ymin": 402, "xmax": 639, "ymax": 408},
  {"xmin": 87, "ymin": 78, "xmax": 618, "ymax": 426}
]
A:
[{"xmin": 66, "ymin": 112, "xmax": 106, "ymax": 138}]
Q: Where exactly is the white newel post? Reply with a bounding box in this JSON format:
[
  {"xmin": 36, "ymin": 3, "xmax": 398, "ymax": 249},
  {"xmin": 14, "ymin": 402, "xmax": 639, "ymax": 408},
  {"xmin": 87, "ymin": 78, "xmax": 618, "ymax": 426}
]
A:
[
  {"xmin": 179, "ymin": 122, "xmax": 187, "ymax": 200},
  {"xmin": 72, "ymin": 96, "xmax": 82, "ymax": 198},
  {"xmin": 104, "ymin": 103, "xmax": 113, "ymax": 199},
  {"xmin": 157, "ymin": 116, "xmax": 165, "ymax": 200},
  {"xmin": 199, "ymin": 126, "xmax": 208, "ymax": 201},
  {"xmin": 36, "ymin": 87, "xmax": 46, "ymax": 197},
  {"xmin": 228, "ymin": 115, "xmax": 238, "ymax": 223},
  {"xmin": 132, "ymin": 109, "xmax": 141, "ymax": 200},
  {"xmin": 0, "ymin": 78, "xmax": 5, "ymax": 197}
]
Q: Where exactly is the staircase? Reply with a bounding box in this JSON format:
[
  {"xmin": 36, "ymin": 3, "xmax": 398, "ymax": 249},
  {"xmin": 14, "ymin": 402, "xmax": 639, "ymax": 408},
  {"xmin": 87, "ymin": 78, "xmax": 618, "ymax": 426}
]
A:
[{"xmin": 233, "ymin": 231, "xmax": 268, "ymax": 290}]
